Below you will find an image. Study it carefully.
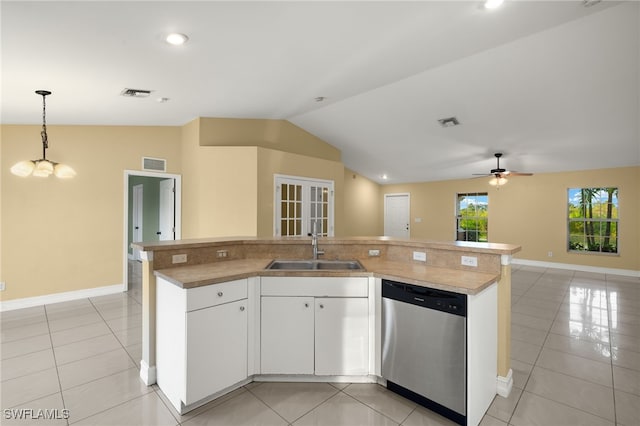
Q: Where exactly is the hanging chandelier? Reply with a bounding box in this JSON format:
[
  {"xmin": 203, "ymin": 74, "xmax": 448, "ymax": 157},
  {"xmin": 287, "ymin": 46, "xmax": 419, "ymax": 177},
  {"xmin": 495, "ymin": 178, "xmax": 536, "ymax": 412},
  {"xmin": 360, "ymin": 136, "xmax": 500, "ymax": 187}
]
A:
[{"xmin": 10, "ymin": 90, "xmax": 76, "ymax": 178}]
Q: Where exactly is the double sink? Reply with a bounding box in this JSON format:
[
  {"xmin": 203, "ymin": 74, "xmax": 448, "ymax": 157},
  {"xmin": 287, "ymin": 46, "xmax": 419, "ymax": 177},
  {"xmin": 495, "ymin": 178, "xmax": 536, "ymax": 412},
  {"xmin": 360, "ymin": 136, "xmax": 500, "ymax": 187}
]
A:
[{"xmin": 266, "ymin": 259, "xmax": 364, "ymax": 271}]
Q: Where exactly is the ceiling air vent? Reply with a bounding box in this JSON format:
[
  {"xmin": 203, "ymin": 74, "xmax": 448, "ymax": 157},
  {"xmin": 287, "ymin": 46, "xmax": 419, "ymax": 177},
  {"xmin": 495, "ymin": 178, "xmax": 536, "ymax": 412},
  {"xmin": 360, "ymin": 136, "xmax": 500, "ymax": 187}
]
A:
[
  {"xmin": 121, "ymin": 88, "xmax": 152, "ymax": 98},
  {"xmin": 142, "ymin": 157, "xmax": 166, "ymax": 172}
]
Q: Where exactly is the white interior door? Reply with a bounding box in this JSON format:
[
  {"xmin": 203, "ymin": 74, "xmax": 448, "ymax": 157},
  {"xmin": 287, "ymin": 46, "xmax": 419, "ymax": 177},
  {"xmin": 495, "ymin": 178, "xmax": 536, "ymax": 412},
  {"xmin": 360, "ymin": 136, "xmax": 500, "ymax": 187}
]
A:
[
  {"xmin": 132, "ymin": 184, "xmax": 144, "ymax": 260},
  {"xmin": 159, "ymin": 179, "xmax": 175, "ymax": 241},
  {"xmin": 384, "ymin": 193, "xmax": 410, "ymax": 238}
]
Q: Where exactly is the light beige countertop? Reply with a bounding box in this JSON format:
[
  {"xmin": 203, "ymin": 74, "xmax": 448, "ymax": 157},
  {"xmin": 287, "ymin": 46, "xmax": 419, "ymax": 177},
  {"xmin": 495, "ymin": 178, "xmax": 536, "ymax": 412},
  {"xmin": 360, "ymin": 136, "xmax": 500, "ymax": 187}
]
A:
[
  {"xmin": 135, "ymin": 236, "xmax": 521, "ymax": 256},
  {"xmin": 155, "ymin": 258, "xmax": 499, "ymax": 295}
]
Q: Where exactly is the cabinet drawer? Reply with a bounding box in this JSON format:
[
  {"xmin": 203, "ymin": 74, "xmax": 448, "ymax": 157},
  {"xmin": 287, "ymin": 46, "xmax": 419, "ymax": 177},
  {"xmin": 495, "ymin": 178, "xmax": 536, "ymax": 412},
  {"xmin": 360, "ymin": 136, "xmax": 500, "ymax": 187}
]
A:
[
  {"xmin": 186, "ymin": 279, "xmax": 248, "ymax": 311},
  {"xmin": 261, "ymin": 277, "xmax": 368, "ymax": 297}
]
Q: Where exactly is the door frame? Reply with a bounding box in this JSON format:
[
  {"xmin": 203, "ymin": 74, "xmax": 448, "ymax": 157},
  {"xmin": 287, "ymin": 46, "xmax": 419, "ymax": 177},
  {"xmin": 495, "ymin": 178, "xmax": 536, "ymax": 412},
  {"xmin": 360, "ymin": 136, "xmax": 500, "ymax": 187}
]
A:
[
  {"xmin": 384, "ymin": 193, "xmax": 411, "ymax": 238},
  {"xmin": 123, "ymin": 170, "xmax": 182, "ymax": 291}
]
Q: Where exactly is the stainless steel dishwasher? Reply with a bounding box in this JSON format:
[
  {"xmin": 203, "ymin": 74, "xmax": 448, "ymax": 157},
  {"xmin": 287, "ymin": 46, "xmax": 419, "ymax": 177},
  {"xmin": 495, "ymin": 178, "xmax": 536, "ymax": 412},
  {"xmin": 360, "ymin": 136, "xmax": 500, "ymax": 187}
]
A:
[{"xmin": 381, "ymin": 279, "xmax": 467, "ymax": 426}]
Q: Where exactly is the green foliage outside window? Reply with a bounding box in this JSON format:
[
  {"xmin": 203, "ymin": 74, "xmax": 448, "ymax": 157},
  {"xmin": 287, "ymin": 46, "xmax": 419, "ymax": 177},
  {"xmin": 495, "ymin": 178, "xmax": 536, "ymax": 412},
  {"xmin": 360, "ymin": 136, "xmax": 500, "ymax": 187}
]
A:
[
  {"xmin": 568, "ymin": 188, "xmax": 618, "ymax": 254},
  {"xmin": 457, "ymin": 193, "xmax": 488, "ymax": 242}
]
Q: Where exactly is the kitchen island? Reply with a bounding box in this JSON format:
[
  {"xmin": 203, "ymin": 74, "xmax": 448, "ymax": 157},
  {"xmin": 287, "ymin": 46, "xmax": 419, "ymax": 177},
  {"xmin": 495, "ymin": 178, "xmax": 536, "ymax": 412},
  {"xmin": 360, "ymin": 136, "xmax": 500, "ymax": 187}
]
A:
[{"xmin": 132, "ymin": 236, "xmax": 520, "ymax": 424}]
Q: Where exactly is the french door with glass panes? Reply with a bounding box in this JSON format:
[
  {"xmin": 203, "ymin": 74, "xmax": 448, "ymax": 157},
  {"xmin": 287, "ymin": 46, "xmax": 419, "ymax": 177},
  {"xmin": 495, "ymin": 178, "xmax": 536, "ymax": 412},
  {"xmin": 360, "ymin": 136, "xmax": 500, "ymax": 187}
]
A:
[{"xmin": 274, "ymin": 175, "xmax": 334, "ymax": 237}]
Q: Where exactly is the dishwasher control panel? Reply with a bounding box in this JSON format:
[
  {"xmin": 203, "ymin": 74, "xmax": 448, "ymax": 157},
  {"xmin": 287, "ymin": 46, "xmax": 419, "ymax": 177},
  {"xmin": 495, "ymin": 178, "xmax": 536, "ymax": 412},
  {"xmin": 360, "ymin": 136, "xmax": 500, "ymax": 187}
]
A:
[{"xmin": 381, "ymin": 279, "xmax": 467, "ymax": 317}]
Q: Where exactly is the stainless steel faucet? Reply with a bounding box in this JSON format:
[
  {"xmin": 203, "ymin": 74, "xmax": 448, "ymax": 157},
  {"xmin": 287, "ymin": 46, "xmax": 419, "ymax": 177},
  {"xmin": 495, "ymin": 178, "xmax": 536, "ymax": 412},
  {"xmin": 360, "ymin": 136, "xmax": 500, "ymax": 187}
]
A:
[{"xmin": 310, "ymin": 221, "xmax": 325, "ymax": 260}]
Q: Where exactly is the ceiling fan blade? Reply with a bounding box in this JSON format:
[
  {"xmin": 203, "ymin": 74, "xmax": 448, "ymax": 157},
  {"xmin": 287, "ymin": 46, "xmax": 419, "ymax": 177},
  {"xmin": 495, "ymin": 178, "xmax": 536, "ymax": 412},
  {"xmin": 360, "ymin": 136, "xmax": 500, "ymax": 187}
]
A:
[
  {"xmin": 471, "ymin": 173, "xmax": 492, "ymax": 176},
  {"xmin": 508, "ymin": 171, "xmax": 533, "ymax": 176}
]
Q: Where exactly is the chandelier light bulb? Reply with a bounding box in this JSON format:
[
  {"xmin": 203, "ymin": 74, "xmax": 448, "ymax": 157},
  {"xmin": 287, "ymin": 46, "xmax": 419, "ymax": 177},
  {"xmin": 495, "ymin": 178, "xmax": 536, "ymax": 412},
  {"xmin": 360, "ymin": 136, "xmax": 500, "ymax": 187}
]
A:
[{"xmin": 10, "ymin": 160, "xmax": 36, "ymax": 177}]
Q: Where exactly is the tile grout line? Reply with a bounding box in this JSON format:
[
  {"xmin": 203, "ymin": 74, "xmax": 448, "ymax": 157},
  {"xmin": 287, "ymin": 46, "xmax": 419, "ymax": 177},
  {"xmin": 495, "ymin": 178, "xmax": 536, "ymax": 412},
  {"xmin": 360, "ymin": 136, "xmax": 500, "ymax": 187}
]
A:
[
  {"xmin": 605, "ymin": 274, "xmax": 618, "ymax": 426},
  {"xmin": 88, "ymin": 296, "xmax": 142, "ymax": 368},
  {"xmin": 43, "ymin": 303, "xmax": 70, "ymax": 426}
]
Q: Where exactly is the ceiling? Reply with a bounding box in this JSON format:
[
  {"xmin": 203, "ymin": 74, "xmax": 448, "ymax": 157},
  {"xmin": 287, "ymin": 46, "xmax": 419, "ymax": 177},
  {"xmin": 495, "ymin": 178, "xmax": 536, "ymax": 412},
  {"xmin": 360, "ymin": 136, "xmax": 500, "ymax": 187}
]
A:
[{"xmin": 2, "ymin": 1, "xmax": 638, "ymax": 183}]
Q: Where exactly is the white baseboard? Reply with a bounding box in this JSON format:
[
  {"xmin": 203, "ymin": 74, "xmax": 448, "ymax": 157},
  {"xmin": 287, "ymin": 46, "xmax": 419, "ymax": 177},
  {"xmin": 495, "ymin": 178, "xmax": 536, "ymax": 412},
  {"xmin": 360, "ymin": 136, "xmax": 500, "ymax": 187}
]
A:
[
  {"xmin": 512, "ymin": 258, "xmax": 639, "ymax": 278},
  {"xmin": 140, "ymin": 360, "xmax": 157, "ymax": 386},
  {"xmin": 496, "ymin": 369, "xmax": 513, "ymax": 398},
  {"xmin": 0, "ymin": 284, "xmax": 125, "ymax": 312}
]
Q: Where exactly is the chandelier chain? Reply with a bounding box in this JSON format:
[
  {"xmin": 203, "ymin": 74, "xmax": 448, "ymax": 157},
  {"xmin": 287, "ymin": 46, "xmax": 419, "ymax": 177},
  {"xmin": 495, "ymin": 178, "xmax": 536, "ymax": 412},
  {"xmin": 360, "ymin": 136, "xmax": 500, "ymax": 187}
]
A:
[{"xmin": 40, "ymin": 92, "xmax": 48, "ymax": 152}]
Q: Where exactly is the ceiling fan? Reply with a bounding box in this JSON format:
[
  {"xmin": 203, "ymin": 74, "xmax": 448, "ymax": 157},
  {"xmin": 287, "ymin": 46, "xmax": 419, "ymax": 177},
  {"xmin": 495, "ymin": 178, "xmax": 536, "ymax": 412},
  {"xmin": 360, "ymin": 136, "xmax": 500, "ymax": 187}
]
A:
[{"xmin": 473, "ymin": 153, "xmax": 533, "ymax": 186}]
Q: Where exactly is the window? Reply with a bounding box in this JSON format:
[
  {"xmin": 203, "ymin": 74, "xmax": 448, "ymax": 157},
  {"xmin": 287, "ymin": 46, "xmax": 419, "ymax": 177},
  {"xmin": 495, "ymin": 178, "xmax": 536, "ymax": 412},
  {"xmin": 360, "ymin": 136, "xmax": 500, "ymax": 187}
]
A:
[
  {"xmin": 274, "ymin": 175, "xmax": 334, "ymax": 237},
  {"xmin": 568, "ymin": 187, "xmax": 618, "ymax": 254},
  {"xmin": 456, "ymin": 193, "xmax": 488, "ymax": 242}
]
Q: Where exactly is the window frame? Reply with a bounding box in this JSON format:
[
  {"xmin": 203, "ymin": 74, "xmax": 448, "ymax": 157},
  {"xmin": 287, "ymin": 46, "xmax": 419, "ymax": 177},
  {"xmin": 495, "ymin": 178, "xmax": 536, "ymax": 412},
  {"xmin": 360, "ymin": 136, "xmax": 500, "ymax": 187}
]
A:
[
  {"xmin": 455, "ymin": 192, "xmax": 489, "ymax": 242},
  {"xmin": 567, "ymin": 187, "xmax": 619, "ymax": 255}
]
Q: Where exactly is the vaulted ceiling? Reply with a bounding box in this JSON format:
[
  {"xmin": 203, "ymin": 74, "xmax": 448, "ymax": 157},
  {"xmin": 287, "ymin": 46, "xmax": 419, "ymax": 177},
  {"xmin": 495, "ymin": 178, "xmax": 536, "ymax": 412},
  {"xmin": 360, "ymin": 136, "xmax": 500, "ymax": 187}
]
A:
[{"xmin": 2, "ymin": 1, "xmax": 638, "ymax": 183}]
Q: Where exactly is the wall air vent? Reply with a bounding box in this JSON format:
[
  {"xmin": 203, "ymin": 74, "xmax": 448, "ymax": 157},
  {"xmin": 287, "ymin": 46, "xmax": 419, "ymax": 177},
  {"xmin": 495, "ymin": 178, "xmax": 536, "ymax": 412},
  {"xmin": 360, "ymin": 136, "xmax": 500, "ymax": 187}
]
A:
[
  {"xmin": 121, "ymin": 88, "xmax": 152, "ymax": 98},
  {"xmin": 438, "ymin": 117, "xmax": 461, "ymax": 128},
  {"xmin": 142, "ymin": 157, "xmax": 166, "ymax": 172}
]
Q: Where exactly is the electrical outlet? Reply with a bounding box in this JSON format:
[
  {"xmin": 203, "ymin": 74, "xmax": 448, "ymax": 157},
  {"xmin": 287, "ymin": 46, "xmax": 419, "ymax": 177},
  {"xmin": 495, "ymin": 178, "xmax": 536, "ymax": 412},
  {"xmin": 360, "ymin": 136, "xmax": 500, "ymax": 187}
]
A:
[
  {"xmin": 0, "ymin": 282, "xmax": 5, "ymax": 291},
  {"xmin": 548, "ymin": 251, "xmax": 553, "ymax": 257},
  {"xmin": 172, "ymin": 254, "xmax": 187, "ymax": 264},
  {"xmin": 461, "ymin": 256, "xmax": 478, "ymax": 267},
  {"xmin": 413, "ymin": 251, "xmax": 427, "ymax": 262},
  {"xmin": 216, "ymin": 250, "xmax": 228, "ymax": 258},
  {"xmin": 368, "ymin": 249, "xmax": 380, "ymax": 257}
]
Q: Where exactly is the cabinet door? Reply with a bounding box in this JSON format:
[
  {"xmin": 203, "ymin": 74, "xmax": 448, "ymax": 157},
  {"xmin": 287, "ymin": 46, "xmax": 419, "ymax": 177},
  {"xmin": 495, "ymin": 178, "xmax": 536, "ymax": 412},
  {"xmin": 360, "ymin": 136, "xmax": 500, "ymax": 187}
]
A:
[
  {"xmin": 185, "ymin": 299, "xmax": 248, "ymax": 405},
  {"xmin": 261, "ymin": 296, "xmax": 314, "ymax": 374},
  {"xmin": 315, "ymin": 297, "xmax": 369, "ymax": 376}
]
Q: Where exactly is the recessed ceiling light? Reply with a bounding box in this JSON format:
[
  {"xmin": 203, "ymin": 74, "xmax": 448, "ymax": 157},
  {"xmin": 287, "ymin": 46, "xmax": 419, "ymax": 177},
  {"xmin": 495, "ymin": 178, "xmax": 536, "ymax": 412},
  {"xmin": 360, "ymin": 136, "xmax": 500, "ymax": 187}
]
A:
[
  {"xmin": 166, "ymin": 33, "xmax": 189, "ymax": 45},
  {"xmin": 484, "ymin": 0, "xmax": 504, "ymax": 9},
  {"xmin": 381, "ymin": 174, "xmax": 389, "ymax": 180}
]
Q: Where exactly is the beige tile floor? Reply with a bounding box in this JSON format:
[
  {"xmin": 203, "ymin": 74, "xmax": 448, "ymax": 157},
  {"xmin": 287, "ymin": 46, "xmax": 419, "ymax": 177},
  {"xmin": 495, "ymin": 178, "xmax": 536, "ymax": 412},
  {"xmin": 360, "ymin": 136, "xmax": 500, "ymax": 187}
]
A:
[{"xmin": 1, "ymin": 263, "xmax": 638, "ymax": 425}]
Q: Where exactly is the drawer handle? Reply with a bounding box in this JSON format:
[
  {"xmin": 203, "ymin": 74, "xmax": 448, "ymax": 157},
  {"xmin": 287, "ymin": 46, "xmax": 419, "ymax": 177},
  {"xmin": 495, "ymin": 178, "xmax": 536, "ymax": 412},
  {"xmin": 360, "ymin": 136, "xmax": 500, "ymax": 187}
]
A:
[
  {"xmin": 304, "ymin": 303, "xmax": 309, "ymax": 308},
  {"xmin": 240, "ymin": 306, "xmax": 245, "ymax": 312},
  {"xmin": 319, "ymin": 304, "xmax": 324, "ymax": 309},
  {"xmin": 217, "ymin": 291, "xmax": 223, "ymax": 297}
]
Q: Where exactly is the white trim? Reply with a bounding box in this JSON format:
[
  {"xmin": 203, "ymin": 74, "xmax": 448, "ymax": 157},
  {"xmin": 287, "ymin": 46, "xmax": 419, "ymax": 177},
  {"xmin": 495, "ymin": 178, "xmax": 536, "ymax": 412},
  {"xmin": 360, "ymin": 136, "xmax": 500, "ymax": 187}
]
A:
[
  {"xmin": 512, "ymin": 258, "xmax": 639, "ymax": 277},
  {"xmin": 253, "ymin": 374, "xmax": 377, "ymax": 384},
  {"xmin": 124, "ymin": 170, "xmax": 182, "ymax": 292},
  {"xmin": 496, "ymin": 369, "xmax": 513, "ymax": 398},
  {"xmin": 140, "ymin": 251, "xmax": 154, "ymax": 262},
  {"xmin": 501, "ymin": 254, "xmax": 512, "ymax": 266},
  {"xmin": 139, "ymin": 360, "xmax": 157, "ymax": 386},
  {"xmin": 0, "ymin": 284, "xmax": 124, "ymax": 312}
]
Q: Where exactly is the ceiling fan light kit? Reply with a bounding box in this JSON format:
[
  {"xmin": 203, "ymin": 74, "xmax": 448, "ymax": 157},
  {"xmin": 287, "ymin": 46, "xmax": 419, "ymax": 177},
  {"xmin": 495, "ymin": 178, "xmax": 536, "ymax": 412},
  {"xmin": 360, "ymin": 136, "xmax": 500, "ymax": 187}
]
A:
[
  {"xmin": 472, "ymin": 152, "xmax": 533, "ymax": 187},
  {"xmin": 10, "ymin": 90, "xmax": 76, "ymax": 179}
]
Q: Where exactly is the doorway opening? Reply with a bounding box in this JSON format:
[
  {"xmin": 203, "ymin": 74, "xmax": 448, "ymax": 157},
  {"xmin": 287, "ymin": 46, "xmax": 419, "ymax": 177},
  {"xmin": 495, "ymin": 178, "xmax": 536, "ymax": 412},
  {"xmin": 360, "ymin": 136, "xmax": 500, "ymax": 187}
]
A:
[{"xmin": 124, "ymin": 170, "xmax": 182, "ymax": 293}]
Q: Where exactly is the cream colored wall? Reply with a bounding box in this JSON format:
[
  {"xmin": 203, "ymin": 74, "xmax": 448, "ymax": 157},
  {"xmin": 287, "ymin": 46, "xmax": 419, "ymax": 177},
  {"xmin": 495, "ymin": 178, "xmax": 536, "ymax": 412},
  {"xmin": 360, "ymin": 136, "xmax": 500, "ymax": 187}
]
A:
[
  {"xmin": 180, "ymin": 120, "xmax": 258, "ymax": 238},
  {"xmin": 198, "ymin": 118, "xmax": 341, "ymax": 162},
  {"xmin": 343, "ymin": 169, "xmax": 383, "ymax": 236},
  {"xmin": 256, "ymin": 147, "xmax": 345, "ymax": 237},
  {"xmin": 382, "ymin": 166, "xmax": 639, "ymax": 271},
  {"xmin": 1, "ymin": 125, "xmax": 182, "ymax": 301}
]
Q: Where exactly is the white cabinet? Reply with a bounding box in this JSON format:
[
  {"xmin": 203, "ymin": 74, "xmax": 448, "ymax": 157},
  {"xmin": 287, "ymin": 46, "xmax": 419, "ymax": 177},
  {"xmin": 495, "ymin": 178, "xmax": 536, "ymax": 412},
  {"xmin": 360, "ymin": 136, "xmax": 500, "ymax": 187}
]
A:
[
  {"xmin": 185, "ymin": 299, "xmax": 247, "ymax": 404},
  {"xmin": 261, "ymin": 296, "xmax": 314, "ymax": 374},
  {"xmin": 260, "ymin": 277, "xmax": 370, "ymax": 377},
  {"xmin": 315, "ymin": 297, "xmax": 369, "ymax": 375},
  {"xmin": 156, "ymin": 277, "xmax": 249, "ymax": 413}
]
